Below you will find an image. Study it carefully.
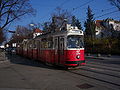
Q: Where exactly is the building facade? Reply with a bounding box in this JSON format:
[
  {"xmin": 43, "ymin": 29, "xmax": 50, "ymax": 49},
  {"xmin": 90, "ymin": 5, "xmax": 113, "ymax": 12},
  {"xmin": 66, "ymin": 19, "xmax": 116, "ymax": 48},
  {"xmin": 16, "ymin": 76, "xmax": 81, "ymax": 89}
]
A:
[{"xmin": 95, "ymin": 19, "xmax": 120, "ymax": 38}]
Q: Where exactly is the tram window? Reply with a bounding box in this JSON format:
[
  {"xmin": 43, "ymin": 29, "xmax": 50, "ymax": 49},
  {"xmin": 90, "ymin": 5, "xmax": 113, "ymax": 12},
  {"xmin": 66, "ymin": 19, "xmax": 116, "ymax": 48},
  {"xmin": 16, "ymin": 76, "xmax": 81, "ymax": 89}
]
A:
[
  {"xmin": 54, "ymin": 39, "xmax": 57, "ymax": 49},
  {"xmin": 45, "ymin": 42, "xmax": 48, "ymax": 48},
  {"xmin": 33, "ymin": 42, "xmax": 36, "ymax": 49},
  {"xmin": 41, "ymin": 38, "xmax": 47, "ymax": 49},
  {"xmin": 48, "ymin": 42, "xmax": 51, "ymax": 48},
  {"xmin": 37, "ymin": 41, "xmax": 40, "ymax": 49},
  {"xmin": 60, "ymin": 38, "xmax": 64, "ymax": 54},
  {"xmin": 67, "ymin": 35, "xmax": 84, "ymax": 48},
  {"xmin": 48, "ymin": 41, "xmax": 53, "ymax": 48},
  {"xmin": 29, "ymin": 44, "xmax": 32, "ymax": 48},
  {"xmin": 41, "ymin": 42, "xmax": 45, "ymax": 49},
  {"xmin": 41, "ymin": 42, "xmax": 43, "ymax": 48}
]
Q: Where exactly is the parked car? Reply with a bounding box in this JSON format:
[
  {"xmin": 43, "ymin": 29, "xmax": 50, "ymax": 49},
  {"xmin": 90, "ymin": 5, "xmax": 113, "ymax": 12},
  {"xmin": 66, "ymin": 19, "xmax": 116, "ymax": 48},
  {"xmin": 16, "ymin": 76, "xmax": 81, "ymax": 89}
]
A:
[{"xmin": 5, "ymin": 48, "xmax": 16, "ymax": 54}]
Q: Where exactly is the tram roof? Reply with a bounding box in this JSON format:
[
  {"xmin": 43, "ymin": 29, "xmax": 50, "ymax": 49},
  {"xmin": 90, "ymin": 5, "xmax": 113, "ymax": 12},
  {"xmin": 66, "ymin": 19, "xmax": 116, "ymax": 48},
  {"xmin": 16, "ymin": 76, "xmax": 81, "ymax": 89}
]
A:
[{"xmin": 35, "ymin": 29, "xmax": 83, "ymax": 38}]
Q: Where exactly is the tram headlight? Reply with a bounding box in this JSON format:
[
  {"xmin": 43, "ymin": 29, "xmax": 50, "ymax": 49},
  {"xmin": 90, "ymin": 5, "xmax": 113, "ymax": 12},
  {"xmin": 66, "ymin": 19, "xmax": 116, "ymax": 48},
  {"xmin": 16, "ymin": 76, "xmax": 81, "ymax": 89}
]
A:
[{"xmin": 76, "ymin": 55, "xmax": 80, "ymax": 59}]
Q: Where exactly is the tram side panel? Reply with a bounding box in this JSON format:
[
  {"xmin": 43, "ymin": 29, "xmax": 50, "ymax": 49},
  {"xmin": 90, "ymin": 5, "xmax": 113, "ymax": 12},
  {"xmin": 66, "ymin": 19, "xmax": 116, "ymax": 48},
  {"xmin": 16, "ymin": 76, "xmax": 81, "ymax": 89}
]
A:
[
  {"xmin": 17, "ymin": 44, "xmax": 23, "ymax": 56},
  {"xmin": 32, "ymin": 48, "xmax": 38, "ymax": 60},
  {"xmin": 59, "ymin": 37, "xmax": 66, "ymax": 65},
  {"xmin": 54, "ymin": 37, "xmax": 59, "ymax": 65},
  {"xmin": 50, "ymin": 50, "xmax": 55, "ymax": 64},
  {"xmin": 23, "ymin": 42, "xmax": 28, "ymax": 58},
  {"xmin": 27, "ymin": 44, "xmax": 33, "ymax": 59},
  {"xmin": 40, "ymin": 50, "xmax": 44, "ymax": 62},
  {"xmin": 37, "ymin": 48, "xmax": 41, "ymax": 61},
  {"xmin": 37, "ymin": 39, "xmax": 42, "ymax": 62},
  {"xmin": 45, "ymin": 50, "xmax": 50, "ymax": 63},
  {"xmin": 38, "ymin": 49, "xmax": 44, "ymax": 62},
  {"xmin": 23, "ymin": 48, "xmax": 27, "ymax": 57},
  {"xmin": 37, "ymin": 36, "xmax": 59, "ymax": 65},
  {"xmin": 43, "ymin": 45, "xmax": 55, "ymax": 64},
  {"xmin": 19, "ymin": 46, "xmax": 23, "ymax": 56},
  {"xmin": 80, "ymin": 49, "xmax": 85, "ymax": 65},
  {"xmin": 16, "ymin": 45, "xmax": 21, "ymax": 55},
  {"xmin": 42, "ymin": 37, "xmax": 55, "ymax": 64},
  {"xmin": 32, "ymin": 40, "xmax": 38, "ymax": 60}
]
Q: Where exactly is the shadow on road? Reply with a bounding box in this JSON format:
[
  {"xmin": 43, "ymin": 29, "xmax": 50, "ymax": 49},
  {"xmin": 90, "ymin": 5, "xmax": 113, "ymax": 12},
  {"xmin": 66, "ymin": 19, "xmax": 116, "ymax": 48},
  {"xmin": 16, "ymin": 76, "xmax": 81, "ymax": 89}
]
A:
[
  {"xmin": 95, "ymin": 59, "xmax": 120, "ymax": 65},
  {"xmin": 86, "ymin": 56, "xmax": 120, "ymax": 65},
  {"xmin": 5, "ymin": 53, "xmax": 64, "ymax": 70}
]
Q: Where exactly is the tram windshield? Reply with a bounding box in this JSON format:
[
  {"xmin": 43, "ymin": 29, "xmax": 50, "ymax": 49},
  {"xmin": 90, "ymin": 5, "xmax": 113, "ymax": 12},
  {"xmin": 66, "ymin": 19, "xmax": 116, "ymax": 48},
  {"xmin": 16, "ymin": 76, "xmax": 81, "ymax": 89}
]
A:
[{"xmin": 67, "ymin": 35, "xmax": 84, "ymax": 48}]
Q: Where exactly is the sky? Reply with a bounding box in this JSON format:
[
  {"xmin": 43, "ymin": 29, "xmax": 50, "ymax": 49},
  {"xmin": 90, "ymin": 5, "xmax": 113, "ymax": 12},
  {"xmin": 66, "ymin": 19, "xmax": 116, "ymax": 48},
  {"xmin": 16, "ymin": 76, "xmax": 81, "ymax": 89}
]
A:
[{"xmin": 8, "ymin": 0, "xmax": 120, "ymax": 32}]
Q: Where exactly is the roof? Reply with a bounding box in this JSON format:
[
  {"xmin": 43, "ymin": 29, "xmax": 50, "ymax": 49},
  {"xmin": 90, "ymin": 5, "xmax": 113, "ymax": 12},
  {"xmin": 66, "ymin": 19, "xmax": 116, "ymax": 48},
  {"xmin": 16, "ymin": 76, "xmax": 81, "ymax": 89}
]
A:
[
  {"xmin": 95, "ymin": 20, "xmax": 106, "ymax": 30},
  {"xmin": 95, "ymin": 20, "xmax": 103, "ymax": 27},
  {"xmin": 34, "ymin": 28, "xmax": 42, "ymax": 33},
  {"xmin": 114, "ymin": 20, "xmax": 120, "ymax": 24}
]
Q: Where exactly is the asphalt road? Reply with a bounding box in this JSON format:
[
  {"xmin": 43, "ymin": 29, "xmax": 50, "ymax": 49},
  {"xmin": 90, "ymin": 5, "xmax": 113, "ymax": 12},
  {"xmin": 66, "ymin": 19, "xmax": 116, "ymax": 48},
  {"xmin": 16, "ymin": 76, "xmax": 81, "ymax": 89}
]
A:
[{"xmin": 0, "ymin": 53, "xmax": 120, "ymax": 90}]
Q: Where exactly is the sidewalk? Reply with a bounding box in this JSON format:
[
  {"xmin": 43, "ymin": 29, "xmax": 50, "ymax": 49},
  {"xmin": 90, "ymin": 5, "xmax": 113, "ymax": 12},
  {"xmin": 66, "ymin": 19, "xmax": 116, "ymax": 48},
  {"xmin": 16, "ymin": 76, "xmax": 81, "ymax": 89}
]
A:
[
  {"xmin": 0, "ymin": 51, "xmax": 8, "ymax": 60},
  {"xmin": 0, "ymin": 51, "xmax": 10, "ymax": 68}
]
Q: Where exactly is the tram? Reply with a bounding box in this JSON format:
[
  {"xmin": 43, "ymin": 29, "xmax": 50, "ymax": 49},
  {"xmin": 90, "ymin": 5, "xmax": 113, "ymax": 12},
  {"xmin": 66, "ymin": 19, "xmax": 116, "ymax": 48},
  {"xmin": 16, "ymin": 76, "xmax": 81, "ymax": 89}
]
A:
[{"xmin": 16, "ymin": 24, "xmax": 85, "ymax": 67}]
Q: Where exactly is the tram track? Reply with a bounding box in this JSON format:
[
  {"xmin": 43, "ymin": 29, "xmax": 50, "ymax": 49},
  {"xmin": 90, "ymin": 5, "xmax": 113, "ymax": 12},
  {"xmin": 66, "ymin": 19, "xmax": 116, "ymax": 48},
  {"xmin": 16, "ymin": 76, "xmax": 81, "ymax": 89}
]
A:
[
  {"xmin": 67, "ymin": 70, "xmax": 120, "ymax": 89},
  {"xmin": 68, "ymin": 70, "xmax": 120, "ymax": 88},
  {"xmin": 78, "ymin": 66, "xmax": 120, "ymax": 78},
  {"xmin": 86, "ymin": 61, "xmax": 120, "ymax": 70},
  {"xmin": 66, "ymin": 64, "xmax": 120, "ymax": 90},
  {"xmin": 86, "ymin": 64, "xmax": 120, "ymax": 72},
  {"xmin": 78, "ymin": 60, "xmax": 120, "ymax": 78}
]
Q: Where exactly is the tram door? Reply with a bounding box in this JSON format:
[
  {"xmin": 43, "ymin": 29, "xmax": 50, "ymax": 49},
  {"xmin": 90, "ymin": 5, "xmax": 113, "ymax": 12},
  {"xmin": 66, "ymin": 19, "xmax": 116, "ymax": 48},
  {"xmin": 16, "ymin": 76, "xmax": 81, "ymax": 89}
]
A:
[
  {"xmin": 54, "ymin": 37, "xmax": 64, "ymax": 65},
  {"xmin": 54, "ymin": 37, "xmax": 59, "ymax": 64},
  {"xmin": 59, "ymin": 37, "xmax": 65, "ymax": 64}
]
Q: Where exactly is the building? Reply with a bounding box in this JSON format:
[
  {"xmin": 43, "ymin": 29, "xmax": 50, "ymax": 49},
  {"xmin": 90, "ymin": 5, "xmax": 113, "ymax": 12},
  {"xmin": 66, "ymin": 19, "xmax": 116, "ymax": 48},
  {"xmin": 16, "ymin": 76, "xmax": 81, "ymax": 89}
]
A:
[
  {"xmin": 95, "ymin": 19, "xmax": 120, "ymax": 38},
  {"xmin": 95, "ymin": 20, "xmax": 104, "ymax": 38},
  {"xmin": 5, "ymin": 28, "xmax": 43, "ymax": 48},
  {"xmin": 33, "ymin": 28, "xmax": 43, "ymax": 38}
]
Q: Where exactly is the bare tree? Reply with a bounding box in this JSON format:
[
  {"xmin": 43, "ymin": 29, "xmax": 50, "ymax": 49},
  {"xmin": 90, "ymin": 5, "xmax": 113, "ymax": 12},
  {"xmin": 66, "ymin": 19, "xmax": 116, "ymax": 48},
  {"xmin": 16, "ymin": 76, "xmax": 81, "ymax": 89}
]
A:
[
  {"xmin": 42, "ymin": 22, "xmax": 51, "ymax": 31},
  {"xmin": 12, "ymin": 25, "xmax": 32, "ymax": 38},
  {"xmin": 108, "ymin": 0, "xmax": 120, "ymax": 10},
  {"xmin": 9, "ymin": 25, "xmax": 32, "ymax": 44},
  {"xmin": 0, "ymin": 0, "xmax": 36, "ymax": 30},
  {"xmin": 51, "ymin": 7, "xmax": 72, "ymax": 31}
]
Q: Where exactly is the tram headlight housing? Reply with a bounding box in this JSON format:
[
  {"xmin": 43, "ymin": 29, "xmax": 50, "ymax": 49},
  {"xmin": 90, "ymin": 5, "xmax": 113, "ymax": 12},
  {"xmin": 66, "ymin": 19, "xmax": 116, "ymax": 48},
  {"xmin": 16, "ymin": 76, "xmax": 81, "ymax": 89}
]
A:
[{"xmin": 76, "ymin": 55, "xmax": 80, "ymax": 59}]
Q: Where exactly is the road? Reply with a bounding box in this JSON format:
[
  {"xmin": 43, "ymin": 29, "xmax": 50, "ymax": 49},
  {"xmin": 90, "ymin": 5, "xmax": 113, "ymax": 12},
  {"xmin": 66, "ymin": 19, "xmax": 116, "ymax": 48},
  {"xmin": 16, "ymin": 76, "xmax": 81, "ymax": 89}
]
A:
[{"xmin": 0, "ymin": 52, "xmax": 120, "ymax": 90}]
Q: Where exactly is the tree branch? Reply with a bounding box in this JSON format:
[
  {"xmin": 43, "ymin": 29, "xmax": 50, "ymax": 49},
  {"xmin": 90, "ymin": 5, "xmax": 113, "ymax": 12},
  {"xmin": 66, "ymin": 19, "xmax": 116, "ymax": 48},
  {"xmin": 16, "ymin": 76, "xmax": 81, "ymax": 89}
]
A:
[
  {"xmin": 0, "ymin": 0, "xmax": 9, "ymax": 11},
  {"xmin": 0, "ymin": 0, "xmax": 19, "ymax": 17},
  {"xmin": 1, "ymin": 0, "xmax": 35, "ymax": 30},
  {"xmin": 1, "ymin": 12, "xmax": 28, "ymax": 29}
]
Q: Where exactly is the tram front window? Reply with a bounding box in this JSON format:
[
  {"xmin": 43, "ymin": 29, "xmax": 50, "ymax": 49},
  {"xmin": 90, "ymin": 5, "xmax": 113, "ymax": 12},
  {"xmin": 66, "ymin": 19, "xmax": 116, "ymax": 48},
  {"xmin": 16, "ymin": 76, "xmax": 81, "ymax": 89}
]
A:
[{"xmin": 67, "ymin": 35, "xmax": 84, "ymax": 48}]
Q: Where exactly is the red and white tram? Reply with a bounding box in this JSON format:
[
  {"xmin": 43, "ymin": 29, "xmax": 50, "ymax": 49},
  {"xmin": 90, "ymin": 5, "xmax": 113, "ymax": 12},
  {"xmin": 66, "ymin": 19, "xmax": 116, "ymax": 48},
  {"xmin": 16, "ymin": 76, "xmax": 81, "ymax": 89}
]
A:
[{"xmin": 16, "ymin": 24, "xmax": 85, "ymax": 67}]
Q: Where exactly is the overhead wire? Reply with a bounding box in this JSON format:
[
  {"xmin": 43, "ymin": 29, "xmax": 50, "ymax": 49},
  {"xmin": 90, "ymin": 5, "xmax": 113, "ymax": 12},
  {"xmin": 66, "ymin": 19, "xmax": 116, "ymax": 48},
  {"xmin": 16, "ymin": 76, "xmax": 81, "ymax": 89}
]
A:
[
  {"xmin": 69, "ymin": 0, "xmax": 95, "ymax": 22},
  {"xmin": 113, "ymin": 16, "xmax": 120, "ymax": 19},
  {"xmin": 38, "ymin": 0, "xmax": 71, "ymax": 22},
  {"xmin": 95, "ymin": 10, "xmax": 119, "ymax": 19},
  {"xmin": 94, "ymin": 7, "xmax": 117, "ymax": 17},
  {"xmin": 101, "ymin": 7, "xmax": 116, "ymax": 12},
  {"xmin": 40, "ymin": 0, "xmax": 120, "ymax": 24},
  {"xmin": 40, "ymin": 0, "xmax": 96, "ymax": 23},
  {"xmin": 72, "ymin": 0, "xmax": 94, "ymax": 12},
  {"xmin": 79, "ymin": 7, "xmax": 119, "ymax": 21},
  {"xmin": 58, "ymin": 0, "xmax": 70, "ymax": 7}
]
